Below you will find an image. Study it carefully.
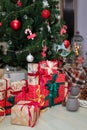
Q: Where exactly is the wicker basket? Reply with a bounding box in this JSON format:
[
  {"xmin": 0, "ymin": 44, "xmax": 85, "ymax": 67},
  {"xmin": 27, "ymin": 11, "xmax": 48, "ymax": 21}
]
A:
[{"xmin": 78, "ymin": 99, "xmax": 87, "ymax": 108}]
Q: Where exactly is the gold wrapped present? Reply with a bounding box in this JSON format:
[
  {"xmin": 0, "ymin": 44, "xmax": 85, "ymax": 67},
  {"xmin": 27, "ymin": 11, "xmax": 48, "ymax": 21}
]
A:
[
  {"xmin": 0, "ymin": 69, "xmax": 4, "ymax": 79},
  {"xmin": 11, "ymin": 100, "xmax": 40, "ymax": 127}
]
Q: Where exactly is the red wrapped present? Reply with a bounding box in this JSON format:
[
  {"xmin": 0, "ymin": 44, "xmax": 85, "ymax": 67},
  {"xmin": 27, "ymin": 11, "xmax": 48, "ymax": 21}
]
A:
[
  {"xmin": 40, "ymin": 73, "xmax": 66, "ymax": 108},
  {"xmin": 27, "ymin": 73, "xmax": 66, "ymax": 108},
  {"xmin": 39, "ymin": 60, "xmax": 58, "ymax": 75},
  {"xmin": 11, "ymin": 100, "xmax": 40, "ymax": 127}
]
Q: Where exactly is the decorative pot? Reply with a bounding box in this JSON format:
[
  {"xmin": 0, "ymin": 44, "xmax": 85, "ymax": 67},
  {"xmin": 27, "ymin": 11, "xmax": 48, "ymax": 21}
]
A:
[{"xmin": 66, "ymin": 96, "xmax": 79, "ymax": 111}]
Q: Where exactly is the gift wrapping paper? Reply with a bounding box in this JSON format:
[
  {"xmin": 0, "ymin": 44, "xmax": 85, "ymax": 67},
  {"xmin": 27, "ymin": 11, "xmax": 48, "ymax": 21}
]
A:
[
  {"xmin": 0, "ymin": 69, "xmax": 4, "ymax": 79},
  {"xmin": 39, "ymin": 60, "xmax": 58, "ymax": 75},
  {"xmin": 0, "ymin": 78, "xmax": 11, "ymax": 100},
  {"xmin": 11, "ymin": 100, "xmax": 40, "ymax": 127},
  {"xmin": 28, "ymin": 75, "xmax": 39, "ymax": 85},
  {"xmin": 40, "ymin": 74, "xmax": 66, "ymax": 107},
  {"xmin": 28, "ymin": 63, "xmax": 39, "ymax": 74},
  {"xmin": 10, "ymin": 80, "xmax": 28, "ymax": 96}
]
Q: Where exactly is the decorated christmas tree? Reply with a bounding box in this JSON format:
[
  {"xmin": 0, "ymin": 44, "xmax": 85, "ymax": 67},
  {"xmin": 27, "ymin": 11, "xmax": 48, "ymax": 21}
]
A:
[{"xmin": 0, "ymin": 0, "xmax": 71, "ymax": 69}]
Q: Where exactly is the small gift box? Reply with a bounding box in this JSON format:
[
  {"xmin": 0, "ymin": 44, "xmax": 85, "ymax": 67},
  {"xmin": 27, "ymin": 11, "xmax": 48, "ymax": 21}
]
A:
[
  {"xmin": 28, "ymin": 63, "xmax": 39, "ymax": 74},
  {"xmin": 10, "ymin": 80, "xmax": 28, "ymax": 96},
  {"xmin": 11, "ymin": 100, "xmax": 40, "ymax": 127},
  {"xmin": 39, "ymin": 60, "xmax": 58, "ymax": 75},
  {"xmin": 28, "ymin": 63, "xmax": 39, "ymax": 86},
  {"xmin": 0, "ymin": 78, "xmax": 11, "ymax": 100}
]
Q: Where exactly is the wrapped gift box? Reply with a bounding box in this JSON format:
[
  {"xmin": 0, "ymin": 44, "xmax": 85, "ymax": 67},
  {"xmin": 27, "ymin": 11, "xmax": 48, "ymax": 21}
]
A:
[
  {"xmin": 0, "ymin": 78, "xmax": 11, "ymax": 100},
  {"xmin": 28, "ymin": 63, "xmax": 38, "ymax": 74},
  {"xmin": 10, "ymin": 80, "xmax": 28, "ymax": 96},
  {"xmin": 4, "ymin": 70, "xmax": 27, "ymax": 82},
  {"xmin": 0, "ymin": 69, "xmax": 4, "ymax": 79},
  {"xmin": 39, "ymin": 60, "xmax": 58, "ymax": 75},
  {"xmin": 40, "ymin": 74, "xmax": 66, "ymax": 108},
  {"xmin": 0, "ymin": 78, "xmax": 14, "ymax": 115},
  {"xmin": 28, "ymin": 63, "xmax": 39, "ymax": 85},
  {"xmin": 11, "ymin": 100, "xmax": 40, "ymax": 127}
]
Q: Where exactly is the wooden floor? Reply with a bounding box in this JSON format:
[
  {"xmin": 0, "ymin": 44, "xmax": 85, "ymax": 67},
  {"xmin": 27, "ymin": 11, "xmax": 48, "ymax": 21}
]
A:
[{"xmin": 0, "ymin": 105, "xmax": 87, "ymax": 130}]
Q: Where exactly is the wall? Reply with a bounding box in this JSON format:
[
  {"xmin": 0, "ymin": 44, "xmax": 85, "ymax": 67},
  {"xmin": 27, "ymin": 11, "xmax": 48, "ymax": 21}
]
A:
[{"xmin": 77, "ymin": 0, "xmax": 87, "ymax": 59}]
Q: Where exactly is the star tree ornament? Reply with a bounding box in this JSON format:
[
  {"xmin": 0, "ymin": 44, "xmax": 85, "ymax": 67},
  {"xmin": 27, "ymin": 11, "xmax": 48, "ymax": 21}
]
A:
[
  {"xmin": 43, "ymin": 0, "xmax": 49, "ymax": 8},
  {"xmin": 26, "ymin": 53, "xmax": 34, "ymax": 62}
]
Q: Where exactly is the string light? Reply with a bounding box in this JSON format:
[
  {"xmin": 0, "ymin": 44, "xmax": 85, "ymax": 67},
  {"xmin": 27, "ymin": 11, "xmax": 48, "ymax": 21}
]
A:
[{"xmin": 4, "ymin": 48, "xmax": 30, "ymax": 54}]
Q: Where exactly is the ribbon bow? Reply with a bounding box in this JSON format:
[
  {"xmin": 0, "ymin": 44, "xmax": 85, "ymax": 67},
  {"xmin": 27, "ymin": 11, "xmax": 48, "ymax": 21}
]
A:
[{"xmin": 41, "ymin": 60, "xmax": 58, "ymax": 75}]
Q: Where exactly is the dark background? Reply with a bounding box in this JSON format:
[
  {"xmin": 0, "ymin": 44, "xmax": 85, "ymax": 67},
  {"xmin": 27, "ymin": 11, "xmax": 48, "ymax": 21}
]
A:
[{"xmin": 63, "ymin": 0, "xmax": 75, "ymax": 42}]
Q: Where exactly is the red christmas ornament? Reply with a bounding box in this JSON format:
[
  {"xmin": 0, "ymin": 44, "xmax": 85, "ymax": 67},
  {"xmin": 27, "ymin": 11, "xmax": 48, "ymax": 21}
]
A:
[
  {"xmin": 41, "ymin": 9, "xmax": 50, "ymax": 19},
  {"xmin": 10, "ymin": 19, "xmax": 21, "ymax": 30},
  {"xmin": 64, "ymin": 40, "xmax": 70, "ymax": 48},
  {"xmin": 0, "ymin": 22, "xmax": 2, "ymax": 26},
  {"xmin": 17, "ymin": 0, "xmax": 22, "ymax": 7}
]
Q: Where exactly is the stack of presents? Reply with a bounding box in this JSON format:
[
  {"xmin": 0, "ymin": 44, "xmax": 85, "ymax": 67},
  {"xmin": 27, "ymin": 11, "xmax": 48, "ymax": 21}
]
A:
[{"xmin": 0, "ymin": 60, "xmax": 87, "ymax": 127}]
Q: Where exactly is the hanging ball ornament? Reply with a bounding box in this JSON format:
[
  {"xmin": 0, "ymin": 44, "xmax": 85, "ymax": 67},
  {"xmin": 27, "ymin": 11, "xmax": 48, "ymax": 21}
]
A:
[
  {"xmin": 26, "ymin": 53, "xmax": 34, "ymax": 62},
  {"xmin": 41, "ymin": 9, "xmax": 50, "ymax": 19},
  {"xmin": 64, "ymin": 40, "xmax": 70, "ymax": 48},
  {"xmin": 10, "ymin": 19, "xmax": 21, "ymax": 30},
  {"xmin": 0, "ymin": 22, "xmax": 2, "ymax": 26}
]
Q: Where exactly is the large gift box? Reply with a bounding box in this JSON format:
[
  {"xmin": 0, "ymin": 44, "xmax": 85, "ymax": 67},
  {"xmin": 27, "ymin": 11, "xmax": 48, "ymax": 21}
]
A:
[
  {"xmin": 11, "ymin": 100, "xmax": 40, "ymax": 127},
  {"xmin": 40, "ymin": 73, "xmax": 66, "ymax": 108}
]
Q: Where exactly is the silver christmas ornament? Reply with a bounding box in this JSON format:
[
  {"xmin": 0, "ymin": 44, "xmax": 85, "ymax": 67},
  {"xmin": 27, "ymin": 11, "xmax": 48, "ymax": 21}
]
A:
[{"xmin": 26, "ymin": 53, "xmax": 34, "ymax": 62}]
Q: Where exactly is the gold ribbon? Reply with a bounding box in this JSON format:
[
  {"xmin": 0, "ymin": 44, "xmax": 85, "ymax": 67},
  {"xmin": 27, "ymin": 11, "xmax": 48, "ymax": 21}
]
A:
[{"xmin": 29, "ymin": 85, "xmax": 45, "ymax": 106}]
